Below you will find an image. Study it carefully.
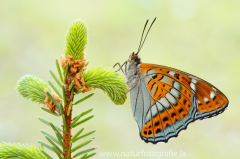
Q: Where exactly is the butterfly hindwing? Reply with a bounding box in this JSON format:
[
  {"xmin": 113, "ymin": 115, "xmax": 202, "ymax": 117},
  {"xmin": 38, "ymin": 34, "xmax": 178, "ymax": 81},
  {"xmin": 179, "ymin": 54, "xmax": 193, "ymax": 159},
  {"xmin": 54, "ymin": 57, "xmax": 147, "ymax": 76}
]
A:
[
  {"xmin": 136, "ymin": 67, "xmax": 197, "ymax": 143},
  {"xmin": 130, "ymin": 80, "xmax": 157, "ymax": 142},
  {"xmin": 130, "ymin": 63, "xmax": 229, "ymax": 143},
  {"xmin": 130, "ymin": 82, "xmax": 144, "ymax": 130}
]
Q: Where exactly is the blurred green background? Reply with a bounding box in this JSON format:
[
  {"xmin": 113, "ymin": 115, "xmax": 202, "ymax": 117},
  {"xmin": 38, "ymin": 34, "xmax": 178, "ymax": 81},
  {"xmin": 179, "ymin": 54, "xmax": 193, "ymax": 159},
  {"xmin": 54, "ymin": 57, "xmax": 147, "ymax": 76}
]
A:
[{"xmin": 0, "ymin": 0, "xmax": 239, "ymax": 159}]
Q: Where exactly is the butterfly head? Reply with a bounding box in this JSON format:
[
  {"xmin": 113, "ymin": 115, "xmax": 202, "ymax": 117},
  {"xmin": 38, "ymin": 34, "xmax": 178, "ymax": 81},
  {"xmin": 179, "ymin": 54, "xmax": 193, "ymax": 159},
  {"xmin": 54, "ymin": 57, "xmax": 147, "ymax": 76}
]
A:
[{"xmin": 129, "ymin": 52, "xmax": 141, "ymax": 65}]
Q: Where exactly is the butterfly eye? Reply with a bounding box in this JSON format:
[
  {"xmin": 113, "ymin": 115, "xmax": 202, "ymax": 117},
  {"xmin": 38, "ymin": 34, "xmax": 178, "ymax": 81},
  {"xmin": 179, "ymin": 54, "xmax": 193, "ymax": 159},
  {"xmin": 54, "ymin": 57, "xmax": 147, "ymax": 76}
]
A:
[{"xmin": 131, "ymin": 55, "xmax": 138, "ymax": 60}]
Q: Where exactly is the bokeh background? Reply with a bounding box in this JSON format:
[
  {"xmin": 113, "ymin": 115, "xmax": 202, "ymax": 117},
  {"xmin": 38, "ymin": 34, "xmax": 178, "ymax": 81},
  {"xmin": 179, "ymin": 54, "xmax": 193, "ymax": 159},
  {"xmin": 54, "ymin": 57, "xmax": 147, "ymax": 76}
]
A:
[{"xmin": 0, "ymin": 0, "xmax": 240, "ymax": 158}]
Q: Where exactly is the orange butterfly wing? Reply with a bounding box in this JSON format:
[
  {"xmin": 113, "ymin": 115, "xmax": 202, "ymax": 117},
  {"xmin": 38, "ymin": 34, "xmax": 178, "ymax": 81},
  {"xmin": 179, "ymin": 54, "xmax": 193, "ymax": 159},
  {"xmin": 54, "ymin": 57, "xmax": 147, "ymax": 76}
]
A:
[
  {"xmin": 140, "ymin": 63, "xmax": 228, "ymax": 119},
  {"xmin": 136, "ymin": 63, "xmax": 228, "ymax": 143}
]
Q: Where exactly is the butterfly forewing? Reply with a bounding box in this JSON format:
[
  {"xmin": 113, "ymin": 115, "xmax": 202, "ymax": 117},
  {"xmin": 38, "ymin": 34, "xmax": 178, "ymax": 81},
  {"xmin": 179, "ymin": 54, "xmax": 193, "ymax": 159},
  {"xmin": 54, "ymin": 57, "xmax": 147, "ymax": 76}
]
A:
[{"xmin": 140, "ymin": 63, "xmax": 229, "ymax": 120}]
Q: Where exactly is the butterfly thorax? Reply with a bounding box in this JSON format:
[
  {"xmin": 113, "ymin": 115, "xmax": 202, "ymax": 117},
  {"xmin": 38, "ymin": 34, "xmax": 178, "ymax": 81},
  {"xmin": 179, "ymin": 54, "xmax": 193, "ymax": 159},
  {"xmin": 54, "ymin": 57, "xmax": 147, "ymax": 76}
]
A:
[{"xmin": 125, "ymin": 54, "xmax": 142, "ymax": 87}]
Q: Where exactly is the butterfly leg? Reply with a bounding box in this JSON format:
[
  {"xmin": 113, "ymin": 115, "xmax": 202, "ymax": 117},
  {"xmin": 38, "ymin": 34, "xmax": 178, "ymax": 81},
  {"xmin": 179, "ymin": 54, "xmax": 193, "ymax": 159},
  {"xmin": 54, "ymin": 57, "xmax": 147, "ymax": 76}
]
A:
[
  {"xmin": 124, "ymin": 61, "xmax": 128, "ymax": 74},
  {"xmin": 113, "ymin": 60, "xmax": 127, "ymax": 74}
]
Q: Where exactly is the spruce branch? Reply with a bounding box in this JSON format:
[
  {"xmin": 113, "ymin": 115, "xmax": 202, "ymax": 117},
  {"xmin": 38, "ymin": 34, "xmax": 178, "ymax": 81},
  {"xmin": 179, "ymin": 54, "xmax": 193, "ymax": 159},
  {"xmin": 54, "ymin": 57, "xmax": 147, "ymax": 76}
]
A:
[
  {"xmin": 71, "ymin": 115, "xmax": 94, "ymax": 128},
  {"xmin": 38, "ymin": 117, "xmax": 62, "ymax": 131},
  {"xmin": 56, "ymin": 60, "xmax": 63, "ymax": 82},
  {"xmin": 64, "ymin": 19, "xmax": 88, "ymax": 60},
  {"xmin": 12, "ymin": 18, "xmax": 129, "ymax": 159},
  {"xmin": 73, "ymin": 130, "xmax": 96, "ymax": 143},
  {"xmin": 86, "ymin": 152, "xmax": 96, "ymax": 158},
  {"xmin": 41, "ymin": 150, "xmax": 53, "ymax": 159},
  {"xmin": 41, "ymin": 106, "xmax": 60, "ymax": 116},
  {"xmin": 0, "ymin": 142, "xmax": 46, "ymax": 159},
  {"xmin": 37, "ymin": 140, "xmax": 54, "ymax": 152},
  {"xmin": 48, "ymin": 80, "xmax": 63, "ymax": 99},
  {"xmin": 73, "ymin": 147, "xmax": 97, "ymax": 158},
  {"xmin": 40, "ymin": 129, "xmax": 60, "ymax": 146},
  {"xmin": 83, "ymin": 66, "xmax": 127, "ymax": 105},
  {"xmin": 74, "ymin": 93, "xmax": 94, "ymax": 105},
  {"xmin": 49, "ymin": 69, "xmax": 62, "ymax": 88},
  {"xmin": 16, "ymin": 75, "xmax": 49, "ymax": 103}
]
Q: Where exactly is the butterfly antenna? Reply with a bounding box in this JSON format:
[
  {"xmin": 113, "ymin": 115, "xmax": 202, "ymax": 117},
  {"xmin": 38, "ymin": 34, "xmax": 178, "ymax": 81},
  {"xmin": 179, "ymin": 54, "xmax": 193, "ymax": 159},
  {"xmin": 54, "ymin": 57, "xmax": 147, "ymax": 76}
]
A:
[
  {"xmin": 136, "ymin": 19, "xmax": 149, "ymax": 55},
  {"xmin": 138, "ymin": 17, "xmax": 156, "ymax": 54}
]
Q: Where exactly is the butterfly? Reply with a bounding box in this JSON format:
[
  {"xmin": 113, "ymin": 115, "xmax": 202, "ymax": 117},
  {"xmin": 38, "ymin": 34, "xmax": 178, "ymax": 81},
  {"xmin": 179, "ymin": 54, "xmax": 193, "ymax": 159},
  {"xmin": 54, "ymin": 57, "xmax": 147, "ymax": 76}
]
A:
[{"xmin": 113, "ymin": 18, "xmax": 229, "ymax": 144}]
